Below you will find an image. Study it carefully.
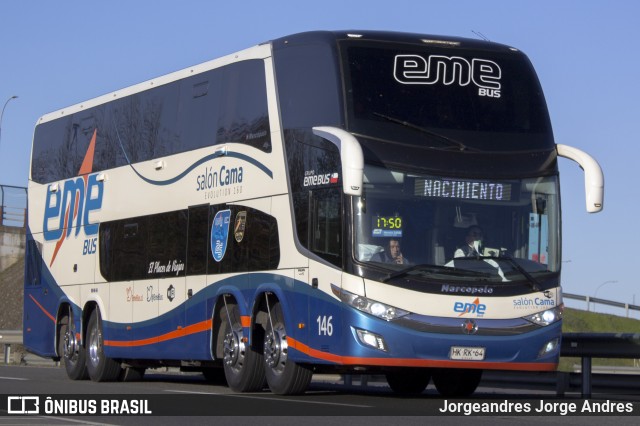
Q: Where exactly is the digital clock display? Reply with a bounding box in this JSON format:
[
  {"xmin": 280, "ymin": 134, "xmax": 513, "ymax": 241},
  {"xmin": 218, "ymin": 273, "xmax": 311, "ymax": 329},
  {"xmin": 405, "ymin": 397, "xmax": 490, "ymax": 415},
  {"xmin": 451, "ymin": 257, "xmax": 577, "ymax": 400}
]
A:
[{"xmin": 372, "ymin": 216, "xmax": 403, "ymax": 237}]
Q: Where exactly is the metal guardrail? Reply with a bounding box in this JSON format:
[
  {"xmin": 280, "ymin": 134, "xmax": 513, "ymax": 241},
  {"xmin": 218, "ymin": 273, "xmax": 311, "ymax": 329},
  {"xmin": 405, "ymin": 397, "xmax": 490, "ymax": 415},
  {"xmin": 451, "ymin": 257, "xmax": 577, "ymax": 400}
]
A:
[
  {"xmin": 561, "ymin": 332, "xmax": 640, "ymax": 398},
  {"xmin": 564, "ymin": 292, "xmax": 640, "ymax": 318},
  {"xmin": 0, "ymin": 329, "xmax": 22, "ymax": 364},
  {"xmin": 0, "ymin": 329, "xmax": 22, "ymax": 344}
]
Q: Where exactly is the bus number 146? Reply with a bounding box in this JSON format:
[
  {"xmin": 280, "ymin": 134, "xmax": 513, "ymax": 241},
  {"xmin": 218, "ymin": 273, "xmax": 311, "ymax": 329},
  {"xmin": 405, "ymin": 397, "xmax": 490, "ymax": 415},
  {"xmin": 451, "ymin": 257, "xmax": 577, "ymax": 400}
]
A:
[{"xmin": 316, "ymin": 315, "xmax": 333, "ymax": 336}]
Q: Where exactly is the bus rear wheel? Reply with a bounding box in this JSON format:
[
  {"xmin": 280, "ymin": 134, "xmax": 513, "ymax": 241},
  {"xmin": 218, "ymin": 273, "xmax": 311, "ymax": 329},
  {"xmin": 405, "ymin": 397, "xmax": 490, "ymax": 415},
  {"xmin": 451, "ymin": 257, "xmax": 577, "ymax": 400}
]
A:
[
  {"xmin": 432, "ymin": 368, "xmax": 482, "ymax": 397},
  {"xmin": 385, "ymin": 369, "xmax": 431, "ymax": 394},
  {"xmin": 86, "ymin": 309, "xmax": 122, "ymax": 382},
  {"xmin": 59, "ymin": 314, "xmax": 88, "ymax": 380},
  {"xmin": 220, "ymin": 303, "xmax": 265, "ymax": 392},
  {"xmin": 263, "ymin": 300, "xmax": 312, "ymax": 395}
]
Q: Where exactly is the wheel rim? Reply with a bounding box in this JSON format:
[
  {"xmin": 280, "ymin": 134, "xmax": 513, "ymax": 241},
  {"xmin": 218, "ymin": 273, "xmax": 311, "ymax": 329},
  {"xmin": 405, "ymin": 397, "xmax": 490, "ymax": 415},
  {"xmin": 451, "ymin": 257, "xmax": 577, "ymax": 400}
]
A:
[
  {"xmin": 264, "ymin": 323, "xmax": 288, "ymax": 374},
  {"xmin": 63, "ymin": 328, "xmax": 78, "ymax": 362},
  {"xmin": 223, "ymin": 327, "xmax": 246, "ymax": 372},
  {"xmin": 88, "ymin": 323, "xmax": 101, "ymax": 367}
]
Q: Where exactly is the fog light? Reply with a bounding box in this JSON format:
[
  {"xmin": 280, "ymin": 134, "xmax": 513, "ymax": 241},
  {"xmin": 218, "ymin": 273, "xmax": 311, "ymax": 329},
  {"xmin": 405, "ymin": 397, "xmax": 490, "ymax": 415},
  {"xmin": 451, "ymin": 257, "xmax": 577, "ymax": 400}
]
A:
[
  {"xmin": 538, "ymin": 338, "xmax": 559, "ymax": 358},
  {"xmin": 355, "ymin": 329, "xmax": 387, "ymax": 352}
]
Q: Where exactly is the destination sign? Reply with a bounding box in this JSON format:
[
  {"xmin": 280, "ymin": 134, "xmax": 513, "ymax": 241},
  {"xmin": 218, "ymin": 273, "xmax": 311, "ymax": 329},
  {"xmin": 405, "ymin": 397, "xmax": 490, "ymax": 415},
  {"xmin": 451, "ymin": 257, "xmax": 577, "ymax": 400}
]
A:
[{"xmin": 415, "ymin": 178, "xmax": 514, "ymax": 201}]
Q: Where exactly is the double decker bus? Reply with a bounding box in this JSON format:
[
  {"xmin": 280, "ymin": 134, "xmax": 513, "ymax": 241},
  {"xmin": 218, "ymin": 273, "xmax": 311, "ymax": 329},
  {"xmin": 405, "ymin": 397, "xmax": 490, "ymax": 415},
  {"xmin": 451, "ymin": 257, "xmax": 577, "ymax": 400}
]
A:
[{"xmin": 24, "ymin": 31, "xmax": 604, "ymax": 396}]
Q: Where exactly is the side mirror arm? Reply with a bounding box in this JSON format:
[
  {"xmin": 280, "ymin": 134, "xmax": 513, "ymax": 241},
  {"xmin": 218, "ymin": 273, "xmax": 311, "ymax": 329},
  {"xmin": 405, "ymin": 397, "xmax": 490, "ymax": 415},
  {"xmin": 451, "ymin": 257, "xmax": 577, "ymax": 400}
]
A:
[
  {"xmin": 312, "ymin": 127, "xmax": 364, "ymax": 196},
  {"xmin": 557, "ymin": 144, "xmax": 604, "ymax": 213}
]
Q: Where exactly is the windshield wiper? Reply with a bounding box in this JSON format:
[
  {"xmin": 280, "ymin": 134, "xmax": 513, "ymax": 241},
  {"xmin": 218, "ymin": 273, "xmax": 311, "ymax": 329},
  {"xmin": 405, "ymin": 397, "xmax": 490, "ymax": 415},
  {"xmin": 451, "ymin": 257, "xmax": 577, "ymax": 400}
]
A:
[
  {"xmin": 480, "ymin": 253, "xmax": 542, "ymax": 292},
  {"xmin": 382, "ymin": 263, "xmax": 490, "ymax": 283},
  {"xmin": 373, "ymin": 112, "xmax": 476, "ymax": 152}
]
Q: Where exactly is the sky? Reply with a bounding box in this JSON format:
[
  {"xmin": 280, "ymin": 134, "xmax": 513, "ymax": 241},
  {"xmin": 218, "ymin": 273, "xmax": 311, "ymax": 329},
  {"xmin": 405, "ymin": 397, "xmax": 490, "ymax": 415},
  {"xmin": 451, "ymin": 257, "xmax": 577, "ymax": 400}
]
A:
[{"xmin": 0, "ymin": 0, "xmax": 638, "ymax": 317}]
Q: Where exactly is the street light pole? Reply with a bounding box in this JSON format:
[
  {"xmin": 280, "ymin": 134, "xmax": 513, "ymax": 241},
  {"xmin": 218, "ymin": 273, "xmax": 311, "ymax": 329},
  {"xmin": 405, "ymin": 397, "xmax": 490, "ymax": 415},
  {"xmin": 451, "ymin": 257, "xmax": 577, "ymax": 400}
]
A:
[
  {"xmin": 593, "ymin": 280, "xmax": 618, "ymax": 311},
  {"xmin": 0, "ymin": 95, "xmax": 19, "ymax": 153}
]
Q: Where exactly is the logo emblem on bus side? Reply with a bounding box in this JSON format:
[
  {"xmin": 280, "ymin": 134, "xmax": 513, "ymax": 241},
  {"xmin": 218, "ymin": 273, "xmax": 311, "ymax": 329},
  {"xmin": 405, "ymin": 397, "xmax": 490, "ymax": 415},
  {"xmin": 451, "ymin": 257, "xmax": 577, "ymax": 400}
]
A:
[
  {"xmin": 461, "ymin": 319, "xmax": 478, "ymax": 335},
  {"xmin": 211, "ymin": 209, "xmax": 231, "ymax": 262},
  {"xmin": 43, "ymin": 129, "xmax": 104, "ymax": 267}
]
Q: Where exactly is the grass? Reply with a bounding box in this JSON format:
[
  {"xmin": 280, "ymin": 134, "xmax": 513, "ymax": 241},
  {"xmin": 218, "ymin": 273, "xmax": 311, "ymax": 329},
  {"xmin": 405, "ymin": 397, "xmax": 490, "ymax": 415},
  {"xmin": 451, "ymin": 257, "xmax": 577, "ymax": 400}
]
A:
[{"xmin": 559, "ymin": 307, "xmax": 640, "ymax": 371}]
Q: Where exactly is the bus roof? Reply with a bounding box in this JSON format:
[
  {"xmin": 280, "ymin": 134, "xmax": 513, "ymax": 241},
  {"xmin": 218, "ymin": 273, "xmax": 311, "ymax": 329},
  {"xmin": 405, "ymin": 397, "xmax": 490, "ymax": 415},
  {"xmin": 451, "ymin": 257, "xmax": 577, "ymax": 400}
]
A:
[
  {"xmin": 270, "ymin": 30, "xmax": 518, "ymax": 54},
  {"xmin": 36, "ymin": 30, "xmax": 520, "ymax": 127}
]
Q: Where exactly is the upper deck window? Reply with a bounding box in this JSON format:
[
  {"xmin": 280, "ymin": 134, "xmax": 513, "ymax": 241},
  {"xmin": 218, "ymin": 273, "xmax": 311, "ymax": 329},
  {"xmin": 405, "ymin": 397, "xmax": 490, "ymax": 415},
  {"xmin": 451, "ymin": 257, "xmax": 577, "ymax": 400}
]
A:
[{"xmin": 31, "ymin": 60, "xmax": 270, "ymax": 184}]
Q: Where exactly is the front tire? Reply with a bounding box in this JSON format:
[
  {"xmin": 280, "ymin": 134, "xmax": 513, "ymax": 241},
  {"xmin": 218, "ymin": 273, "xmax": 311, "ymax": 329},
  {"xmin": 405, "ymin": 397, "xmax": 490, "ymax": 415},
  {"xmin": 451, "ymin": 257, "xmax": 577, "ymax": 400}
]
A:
[
  {"xmin": 86, "ymin": 309, "xmax": 122, "ymax": 382},
  {"xmin": 386, "ymin": 369, "xmax": 431, "ymax": 394},
  {"xmin": 263, "ymin": 300, "xmax": 312, "ymax": 395},
  {"xmin": 432, "ymin": 368, "xmax": 482, "ymax": 397}
]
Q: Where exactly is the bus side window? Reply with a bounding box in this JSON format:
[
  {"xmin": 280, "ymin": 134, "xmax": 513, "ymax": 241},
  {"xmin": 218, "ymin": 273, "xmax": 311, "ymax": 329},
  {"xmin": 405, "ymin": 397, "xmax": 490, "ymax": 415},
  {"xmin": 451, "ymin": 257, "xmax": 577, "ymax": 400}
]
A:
[
  {"xmin": 207, "ymin": 205, "xmax": 280, "ymax": 274},
  {"xmin": 25, "ymin": 239, "xmax": 43, "ymax": 286},
  {"xmin": 309, "ymin": 188, "xmax": 342, "ymax": 267}
]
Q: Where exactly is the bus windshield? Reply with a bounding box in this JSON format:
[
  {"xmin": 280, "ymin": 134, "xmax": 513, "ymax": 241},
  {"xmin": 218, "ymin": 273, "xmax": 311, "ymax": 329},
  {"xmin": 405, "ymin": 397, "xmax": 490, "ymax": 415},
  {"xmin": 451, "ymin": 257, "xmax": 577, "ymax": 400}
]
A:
[
  {"xmin": 341, "ymin": 40, "xmax": 553, "ymax": 151},
  {"xmin": 353, "ymin": 166, "xmax": 560, "ymax": 283}
]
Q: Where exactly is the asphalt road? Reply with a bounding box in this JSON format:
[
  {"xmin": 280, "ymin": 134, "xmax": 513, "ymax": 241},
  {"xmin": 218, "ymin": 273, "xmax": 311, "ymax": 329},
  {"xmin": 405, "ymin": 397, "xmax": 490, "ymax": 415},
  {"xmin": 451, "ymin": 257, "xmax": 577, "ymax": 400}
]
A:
[{"xmin": 0, "ymin": 365, "xmax": 638, "ymax": 425}]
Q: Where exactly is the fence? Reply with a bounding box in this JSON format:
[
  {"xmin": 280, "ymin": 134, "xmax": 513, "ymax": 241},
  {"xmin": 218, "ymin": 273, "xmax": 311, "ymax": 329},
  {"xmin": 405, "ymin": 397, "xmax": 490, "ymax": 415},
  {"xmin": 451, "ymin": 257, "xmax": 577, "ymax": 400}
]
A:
[
  {"xmin": 0, "ymin": 184, "xmax": 27, "ymax": 228},
  {"xmin": 564, "ymin": 292, "xmax": 640, "ymax": 318}
]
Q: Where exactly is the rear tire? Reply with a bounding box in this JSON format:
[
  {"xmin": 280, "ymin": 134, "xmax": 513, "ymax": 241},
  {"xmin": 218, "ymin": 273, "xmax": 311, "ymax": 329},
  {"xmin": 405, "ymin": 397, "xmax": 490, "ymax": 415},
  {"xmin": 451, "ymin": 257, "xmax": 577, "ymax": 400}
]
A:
[
  {"xmin": 59, "ymin": 314, "xmax": 88, "ymax": 380},
  {"xmin": 385, "ymin": 369, "xmax": 431, "ymax": 394},
  {"xmin": 86, "ymin": 309, "xmax": 122, "ymax": 382},
  {"xmin": 263, "ymin": 300, "xmax": 312, "ymax": 395},
  {"xmin": 432, "ymin": 368, "xmax": 482, "ymax": 397},
  {"xmin": 220, "ymin": 303, "xmax": 265, "ymax": 392}
]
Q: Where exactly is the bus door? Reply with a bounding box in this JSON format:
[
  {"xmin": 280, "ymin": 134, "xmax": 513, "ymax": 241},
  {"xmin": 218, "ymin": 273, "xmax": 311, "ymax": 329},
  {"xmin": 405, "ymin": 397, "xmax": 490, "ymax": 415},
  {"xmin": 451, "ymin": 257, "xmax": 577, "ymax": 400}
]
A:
[
  {"xmin": 307, "ymin": 188, "xmax": 344, "ymax": 352},
  {"xmin": 183, "ymin": 204, "xmax": 211, "ymax": 357}
]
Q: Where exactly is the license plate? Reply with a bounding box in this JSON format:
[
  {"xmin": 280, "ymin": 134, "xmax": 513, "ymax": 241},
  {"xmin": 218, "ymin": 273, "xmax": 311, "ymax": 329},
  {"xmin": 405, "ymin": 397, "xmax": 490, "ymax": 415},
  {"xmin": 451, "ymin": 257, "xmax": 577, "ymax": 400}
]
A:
[{"xmin": 449, "ymin": 346, "xmax": 486, "ymax": 361}]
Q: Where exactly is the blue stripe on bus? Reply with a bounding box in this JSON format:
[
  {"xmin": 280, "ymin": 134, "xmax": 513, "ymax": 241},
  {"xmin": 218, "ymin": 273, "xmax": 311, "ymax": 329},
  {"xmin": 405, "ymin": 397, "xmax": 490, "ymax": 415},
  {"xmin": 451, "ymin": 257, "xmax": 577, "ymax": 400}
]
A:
[{"xmin": 130, "ymin": 150, "xmax": 273, "ymax": 186}]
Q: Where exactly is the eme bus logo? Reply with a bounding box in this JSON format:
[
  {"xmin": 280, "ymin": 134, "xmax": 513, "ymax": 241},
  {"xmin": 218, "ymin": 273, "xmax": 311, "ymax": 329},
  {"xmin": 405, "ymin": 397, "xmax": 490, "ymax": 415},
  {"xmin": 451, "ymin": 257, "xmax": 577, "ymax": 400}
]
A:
[
  {"xmin": 394, "ymin": 54, "xmax": 502, "ymax": 98},
  {"xmin": 43, "ymin": 174, "xmax": 104, "ymax": 241},
  {"xmin": 453, "ymin": 297, "xmax": 487, "ymax": 317},
  {"xmin": 42, "ymin": 129, "xmax": 103, "ymax": 266}
]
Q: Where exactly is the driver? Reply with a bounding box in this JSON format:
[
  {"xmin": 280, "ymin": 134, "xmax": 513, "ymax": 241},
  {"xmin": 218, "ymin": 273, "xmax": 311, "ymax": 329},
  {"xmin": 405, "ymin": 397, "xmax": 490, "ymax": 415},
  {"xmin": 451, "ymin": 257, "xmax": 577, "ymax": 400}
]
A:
[
  {"xmin": 454, "ymin": 226, "xmax": 483, "ymax": 258},
  {"xmin": 371, "ymin": 238, "xmax": 410, "ymax": 265}
]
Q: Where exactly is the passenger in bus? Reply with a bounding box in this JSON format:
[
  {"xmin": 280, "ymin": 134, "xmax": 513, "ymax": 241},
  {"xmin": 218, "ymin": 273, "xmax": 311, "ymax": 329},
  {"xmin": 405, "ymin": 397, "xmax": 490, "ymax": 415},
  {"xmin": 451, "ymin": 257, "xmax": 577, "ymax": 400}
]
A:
[
  {"xmin": 370, "ymin": 238, "xmax": 410, "ymax": 265},
  {"xmin": 454, "ymin": 226, "xmax": 483, "ymax": 258}
]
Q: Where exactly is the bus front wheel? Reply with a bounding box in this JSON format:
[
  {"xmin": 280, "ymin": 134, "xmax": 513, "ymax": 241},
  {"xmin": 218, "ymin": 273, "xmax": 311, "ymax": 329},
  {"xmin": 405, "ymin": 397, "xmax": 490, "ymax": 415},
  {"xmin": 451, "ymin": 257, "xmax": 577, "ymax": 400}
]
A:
[
  {"xmin": 432, "ymin": 368, "xmax": 482, "ymax": 397},
  {"xmin": 263, "ymin": 300, "xmax": 312, "ymax": 395},
  {"xmin": 385, "ymin": 369, "xmax": 431, "ymax": 394}
]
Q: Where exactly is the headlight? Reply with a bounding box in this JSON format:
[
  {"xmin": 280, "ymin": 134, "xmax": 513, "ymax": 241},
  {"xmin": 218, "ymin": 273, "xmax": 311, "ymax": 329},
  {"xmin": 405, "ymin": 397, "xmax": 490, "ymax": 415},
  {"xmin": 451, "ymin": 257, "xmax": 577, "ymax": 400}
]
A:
[
  {"xmin": 524, "ymin": 306, "xmax": 563, "ymax": 326},
  {"xmin": 331, "ymin": 284, "xmax": 410, "ymax": 321}
]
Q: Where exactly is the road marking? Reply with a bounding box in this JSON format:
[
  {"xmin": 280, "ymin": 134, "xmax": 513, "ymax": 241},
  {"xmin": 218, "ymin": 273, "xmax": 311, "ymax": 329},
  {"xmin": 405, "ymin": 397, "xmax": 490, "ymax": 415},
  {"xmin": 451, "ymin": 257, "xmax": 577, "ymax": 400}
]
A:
[
  {"xmin": 0, "ymin": 376, "xmax": 28, "ymax": 381},
  {"xmin": 165, "ymin": 389, "xmax": 372, "ymax": 408}
]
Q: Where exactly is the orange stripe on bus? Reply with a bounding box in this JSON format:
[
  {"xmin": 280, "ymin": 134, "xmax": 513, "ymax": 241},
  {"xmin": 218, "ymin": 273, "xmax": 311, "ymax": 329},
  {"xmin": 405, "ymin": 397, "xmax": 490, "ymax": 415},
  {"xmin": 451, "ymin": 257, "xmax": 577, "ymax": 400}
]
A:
[
  {"xmin": 104, "ymin": 319, "xmax": 212, "ymax": 347},
  {"xmin": 28, "ymin": 294, "xmax": 56, "ymax": 323},
  {"xmin": 241, "ymin": 316, "xmax": 251, "ymax": 327},
  {"xmin": 286, "ymin": 337, "xmax": 556, "ymax": 371}
]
